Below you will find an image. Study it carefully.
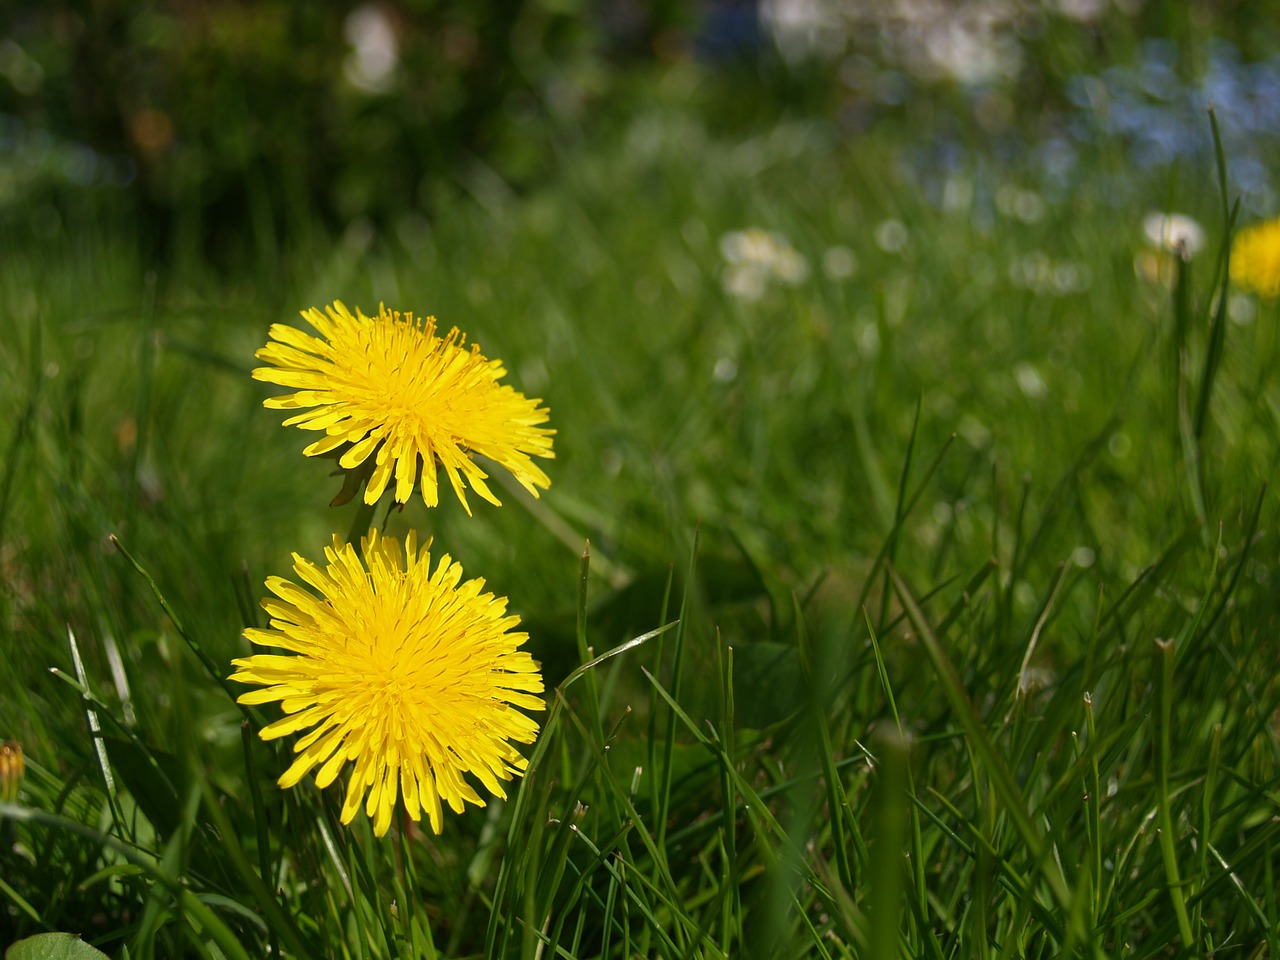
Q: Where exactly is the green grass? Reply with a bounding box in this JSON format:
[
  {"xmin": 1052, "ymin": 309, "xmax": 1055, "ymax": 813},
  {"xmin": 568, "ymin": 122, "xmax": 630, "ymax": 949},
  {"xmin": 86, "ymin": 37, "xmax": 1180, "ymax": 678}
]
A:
[{"xmin": 2, "ymin": 78, "xmax": 1279, "ymax": 959}]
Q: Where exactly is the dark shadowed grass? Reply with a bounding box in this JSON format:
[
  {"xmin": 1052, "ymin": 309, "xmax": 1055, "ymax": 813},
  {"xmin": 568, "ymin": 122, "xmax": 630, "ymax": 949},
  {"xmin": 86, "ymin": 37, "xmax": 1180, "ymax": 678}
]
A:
[{"xmin": 2, "ymin": 88, "xmax": 1278, "ymax": 958}]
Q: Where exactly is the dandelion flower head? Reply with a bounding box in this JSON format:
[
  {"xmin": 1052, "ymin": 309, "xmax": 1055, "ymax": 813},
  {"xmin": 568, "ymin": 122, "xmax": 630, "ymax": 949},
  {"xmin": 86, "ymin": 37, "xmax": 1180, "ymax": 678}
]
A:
[
  {"xmin": 0, "ymin": 741, "xmax": 23, "ymax": 802},
  {"xmin": 1142, "ymin": 211, "xmax": 1205, "ymax": 260},
  {"xmin": 1231, "ymin": 219, "xmax": 1280, "ymax": 299},
  {"xmin": 230, "ymin": 529, "xmax": 545, "ymax": 836},
  {"xmin": 254, "ymin": 301, "xmax": 554, "ymax": 513}
]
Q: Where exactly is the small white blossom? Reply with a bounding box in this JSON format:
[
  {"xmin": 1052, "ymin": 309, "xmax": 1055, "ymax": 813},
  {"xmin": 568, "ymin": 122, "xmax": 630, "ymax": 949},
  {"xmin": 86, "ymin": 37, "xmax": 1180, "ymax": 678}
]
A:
[{"xmin": 1143, "ymin": 212, "xmax": 1205, "ymax": 260}]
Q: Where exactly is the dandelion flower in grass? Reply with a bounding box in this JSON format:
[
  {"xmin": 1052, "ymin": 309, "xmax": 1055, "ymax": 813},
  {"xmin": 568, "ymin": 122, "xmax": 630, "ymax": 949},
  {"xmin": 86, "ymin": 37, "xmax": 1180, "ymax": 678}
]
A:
[
  {"xmin": 0, "ymin": 741, "xmax": 23, "ymax": 802},
  {"xmin": 1231, "ymin": 219, "xmax": 1280, "ymax": 299},
  {"xmin": 254, "ymin": 301, "xmax": 554, "ymax": 514},
  {"xmin": 229, "ymin": 529, "xmax": 544, "ymax": 836},
  {"xmin": 1142, "ymin": 211, "xmax": 1205, "ymax": 260}
]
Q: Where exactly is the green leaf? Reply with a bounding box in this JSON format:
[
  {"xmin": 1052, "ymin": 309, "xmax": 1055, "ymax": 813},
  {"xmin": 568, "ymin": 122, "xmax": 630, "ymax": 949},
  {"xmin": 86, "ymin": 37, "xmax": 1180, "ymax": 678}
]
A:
[{"xmin": 6, "ymin": 933, "xmax": 112, "ymax": 960}]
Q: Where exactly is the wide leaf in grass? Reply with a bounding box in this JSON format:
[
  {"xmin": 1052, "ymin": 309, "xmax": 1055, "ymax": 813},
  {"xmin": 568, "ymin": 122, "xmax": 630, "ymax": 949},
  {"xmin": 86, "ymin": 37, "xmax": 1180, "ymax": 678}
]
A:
[{"xmin": 7, "ymin": 933, "xmax": 111, "ymax": 960}]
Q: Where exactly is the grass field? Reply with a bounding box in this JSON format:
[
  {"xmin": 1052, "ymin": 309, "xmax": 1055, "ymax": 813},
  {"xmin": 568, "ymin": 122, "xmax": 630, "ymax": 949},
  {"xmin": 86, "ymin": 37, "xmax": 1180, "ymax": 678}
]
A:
[{"xmin": 2, "ymin": 47, "xmax": 1279, "ymax": 960}]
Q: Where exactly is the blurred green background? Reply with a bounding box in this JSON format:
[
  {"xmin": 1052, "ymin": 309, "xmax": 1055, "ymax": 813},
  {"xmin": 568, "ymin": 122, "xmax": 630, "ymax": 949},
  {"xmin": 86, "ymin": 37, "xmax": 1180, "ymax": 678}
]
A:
[{"xmin": 6, "ymin": 0, "xmax": 1280, "ymax": 270}]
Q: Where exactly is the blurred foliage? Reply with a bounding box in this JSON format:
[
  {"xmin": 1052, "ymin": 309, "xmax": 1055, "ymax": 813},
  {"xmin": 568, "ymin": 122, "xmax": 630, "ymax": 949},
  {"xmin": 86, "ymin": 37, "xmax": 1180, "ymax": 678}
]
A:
[
  {"xmin": 3, "ymin": 0, "xmax": 1279, "ymax": 270},
  {"xmin": 0, "ymin": 0, "xmax": 693, "ymax": 265}
]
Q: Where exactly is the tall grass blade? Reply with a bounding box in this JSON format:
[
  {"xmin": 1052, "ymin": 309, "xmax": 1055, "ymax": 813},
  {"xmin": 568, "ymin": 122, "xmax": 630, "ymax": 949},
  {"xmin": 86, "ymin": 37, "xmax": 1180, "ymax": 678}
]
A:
[
  {"xmin": 886, "ymin": 564, "xmax": 1071, "ymax": 916},
  {"xmin": 1153, "ymin": 637, "xmax": 1194, "ymax": 948},
  {"xmin": 867, "ymin": 728, "xmax": 909, "ymax": 960}
]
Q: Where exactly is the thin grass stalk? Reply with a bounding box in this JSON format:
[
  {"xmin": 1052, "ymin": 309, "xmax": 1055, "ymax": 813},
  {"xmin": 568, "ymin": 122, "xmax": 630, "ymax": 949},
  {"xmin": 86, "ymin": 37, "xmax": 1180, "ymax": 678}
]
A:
[
  {"xmin": 867, "ymin": 727, "xmax": 909, "ymax": 960},
  {"xmin": 198, "ymin": 775, "xmax": 312, "ymax": 957},
  {"xmin": 887, "ymin": 564, "xmax": 1072, "ymax": 918},
  {"xmin": 1192, "ymin": 722, "xmax": 1222, "ymax": 940},
  {"xmin": 0, "ymin": 317, "xmax": 41, "ymax": 551},
  {"xmin": 656, "ymin": 527, "xmax": 698, "ymax": 864},
  {"xmin": 1172, "ymin": 253, "xmax": 1210, "ymax": 539},
  {"xmin": 1193, "ymin": 106, "xmax": 1237, "ymax": 444},
  {"xmin": 239, "ymin": 720, "xmax": 278, "ymax": 960},
  {"xmin": 713, "ymin": 632, "xmax": 740, "ymax": 956},
  {"xmin": 642, "ymin": 667, "xmax": 866, "ymax": 949},
  {"xmin": 127, "ymin": 271, "xmax": 158, "ymax": 523},
  {"xmin": 486, "ymin": 624, "xmax": 671, "ymax": 957},
  {"xmin": 1083, "ymin": 694, "xmax": 1102, "ymax": 928},
  {"xmin": 65, "ymin": 628, "xmax": 124, "ymax": 831},
  {"xmin": 866, "ymin": 614, "xmax": 928, "ymax": 920},
  {"xmin": 1153, "ymin": 637, "xmax": 1194, "ymax": 948},
  {"xmin": 575, "ymin": 542, "xmax": 604, "ymax": 749},
  {"xmin": 794, "ymin": 596, "xmax": 855, "ymax": 897},
  {"xmin": 4, "ymin": 800, "xmax": 252, "ymax": 960},
  {"xmin": 109, "ymin": 535, "xmax": 247, "ymax": 712},
  {"xmin": 876, "ymin": 397, "xmax": 922, "ymax": 633},
  {"xmin": 646, "ymin": 564, "xmax": 675, "ymax": 862}
]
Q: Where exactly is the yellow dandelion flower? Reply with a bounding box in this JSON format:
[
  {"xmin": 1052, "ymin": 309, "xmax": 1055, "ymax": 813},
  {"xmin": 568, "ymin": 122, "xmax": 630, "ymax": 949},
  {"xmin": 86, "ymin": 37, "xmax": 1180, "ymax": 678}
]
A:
[
  {"xmin": 253, "ymin": 301, "xmax": 554, "ymax": 514},
  {"xmin": 1231, "ymin": 219, "xmax": 1280, "ymax": 299},
  {"xmin": 229, "ymin": 529, "xmax": 544, "ymax": 836},
  {"xmin": 0, "ymin": 741, "xmax": 24, "ymax": 802}
]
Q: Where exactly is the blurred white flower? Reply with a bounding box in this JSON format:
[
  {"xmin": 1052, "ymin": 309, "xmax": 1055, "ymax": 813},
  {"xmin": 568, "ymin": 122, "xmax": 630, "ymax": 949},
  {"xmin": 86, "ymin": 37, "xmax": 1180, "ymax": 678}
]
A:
[
  {"xmin": 712, "ymin": 357, "xmax": 739, "ymax": 382},
  {"xmin": 1014, "ymin": 361, "xmax": 1047, "ymax": 399},
  {"xmin": 719, "ymin": 228, "xmax": 809, "ymax": 300},
  {"xmin": 761, "ymin": 0, "xmax": 847, "ymax": 63},
  {"xmin": 874, "ymin": 219, "xmax": 909, "ymax": 253},
  {"xmin": 723, "ymin": 263, "xmax": 767, "ymax": 302},
  {"xmin": 942, "ymin": 176, "xmax": 974, "ymax": 213},
  {"xmin": 995, "ymin": 185, "xmax": 1047, "ymax": 224},
  {"xmin": 1052, "ymin": 261, "xmax": 1091, "ymax": 294},
  {"xmin": 772, "ymin": 246, "xmax": 810, "ymax": 284},
  {"xmin": 1143, "ymin": 211, "xmax": 1205, "ymax": 260},
  {"xmin": 856, "ymin": 319, "xmax": 880, "ymax": 358},
  {"xmin": 957, "ymin": 414, "xmax": 991, "ymax": 449},
  {"xmin": 922, "ymin": 19, "xmax": 1020, "ymax": 85},
  {"xmin": 1056, "ymin": 0, "xmax": 1109, "ymax": 22},
  {"xmin": 1010, "ymin": 252, "xmax": 1091, "ymax": 295},
  {"xmin": 1228, "ymin": 292, "xmax": 1257, "ymax": 325},
  {"xmin": 1070, "ymin": 546, "xmax": 1097, "ymax": 568},
  {"xmin": 821, "ymin": 245, "xmax": 857, "ymax": 279},
  {"xmin": 344, "ymin": 4, "xmax": 399, "ymax": 94}
]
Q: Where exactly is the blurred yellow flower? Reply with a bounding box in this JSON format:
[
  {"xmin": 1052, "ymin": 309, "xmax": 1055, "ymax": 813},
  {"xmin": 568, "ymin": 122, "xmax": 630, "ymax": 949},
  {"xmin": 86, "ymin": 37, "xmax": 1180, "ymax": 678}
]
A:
[
  {"xmin": 0, "ymin": 741, "xmax": 23, "ymax": 802},
  {"xmin": 230, "ymin": 529, "xmax": 544, "ymax": 836},
  {"xmin": 1231, "ymin": 220, "xmax": 1280, "ymax": 299},
  {"xmin": 254, "ymin": 302, "xmax": 554, "ymax": 514}
]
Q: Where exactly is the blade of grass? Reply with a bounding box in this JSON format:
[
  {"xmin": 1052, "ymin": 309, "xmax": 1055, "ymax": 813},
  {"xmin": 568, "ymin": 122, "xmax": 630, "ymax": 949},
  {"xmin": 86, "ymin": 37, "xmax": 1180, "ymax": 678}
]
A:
[
  {"xmin": 197, "ymin": 775, "xmax": 313, "ymax": 958},
  {"xmin": 0, "ymin": 316, "xmax": 41, "ymax": 552},
  {"xmin": 877, "ymin": 396, "xmax": 923, "ymax": 631},
  {"xmin": 1193, "ymin": 106, "xmax": 1239, "ymax": 444},
  {"xmin": 65, "ymin": 627, "xmax": 124, "ymax": 832},
  {"xmin": 1, "ymin": 803, "xmax": 253, "ymax": 960},
  {"xmin": 866, "ymin": 727, "xmax": 909, "ymax": 960},
  {"xmin": 1153, "ymin": 637, "xmax": 1195, "ymax": 948},
  {"xmin": 575, "ymin": 542, "xmax": 604, "ymax": 749},
  {"xmin": 642, "ymin": 666, "xmax": 867, "ymax": 950},
  {"xmin": 886, "ymin": 563, "xmax": 1072, "ymax": 913},
  {"xmin": 108, "ymin": 535, "xmax": 247, "ymax": 713},
  {"xmin": 794, "ymin": 595, "xmax": 855, "ymax": 896},
  {"xmin": 485, "ymin": 621, "xmax": 674, "ymax": 958},
  {"xmin": 127, "ymin": 271, "xmax": 158, "ymax": 523},
  {"xmin": 656, "ymin": 525, "xmax": 698, "ymax": 863}
]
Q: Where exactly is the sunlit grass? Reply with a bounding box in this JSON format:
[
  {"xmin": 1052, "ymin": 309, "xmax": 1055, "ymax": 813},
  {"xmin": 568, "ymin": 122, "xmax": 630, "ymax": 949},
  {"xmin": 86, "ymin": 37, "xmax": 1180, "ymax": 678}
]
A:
[{"xmin": 2, "ymin": 85, "xmax": 1278, "ymax": 958}]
